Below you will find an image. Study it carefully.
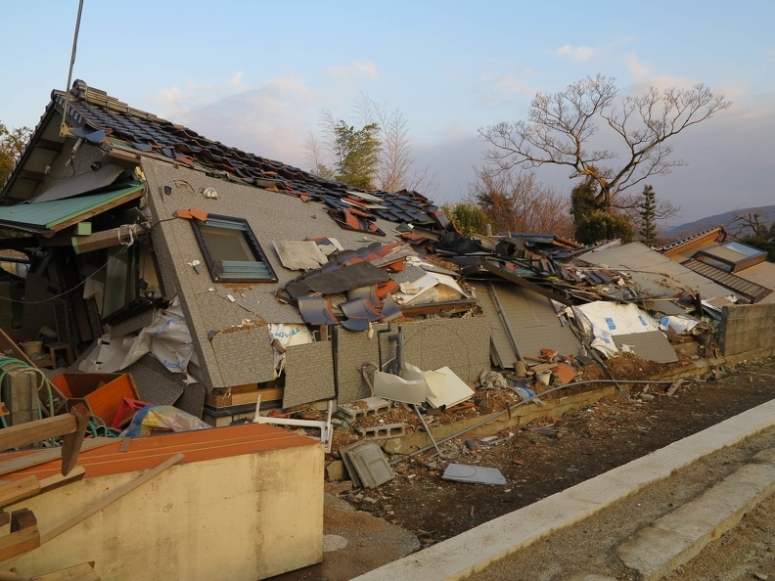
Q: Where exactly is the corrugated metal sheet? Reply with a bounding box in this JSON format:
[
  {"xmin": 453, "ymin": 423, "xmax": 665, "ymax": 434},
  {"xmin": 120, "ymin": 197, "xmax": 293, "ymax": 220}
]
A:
[
  {"xmin": 683, "ymin": 259, "xmax": 772, "ymax": 303},
  {"xmin": 0, "ymin": 182, "xmax": 144, "ymax": 232},
  {"xmin": 476, "ymin": 282, "xmax": 581, "ymax": 367}
]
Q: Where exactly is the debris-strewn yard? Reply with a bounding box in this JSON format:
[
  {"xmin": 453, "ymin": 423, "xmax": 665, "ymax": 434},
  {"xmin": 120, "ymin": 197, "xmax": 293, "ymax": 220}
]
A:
[{"xmin": 337, "ymin": 356, "xmax": 775, "ymax": 547}]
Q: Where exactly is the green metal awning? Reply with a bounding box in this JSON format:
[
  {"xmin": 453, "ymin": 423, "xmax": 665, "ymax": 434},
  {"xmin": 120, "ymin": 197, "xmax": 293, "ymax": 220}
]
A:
[{"xmin": 0, "ymin": 182, "xmax": 145, "ymax": 233}]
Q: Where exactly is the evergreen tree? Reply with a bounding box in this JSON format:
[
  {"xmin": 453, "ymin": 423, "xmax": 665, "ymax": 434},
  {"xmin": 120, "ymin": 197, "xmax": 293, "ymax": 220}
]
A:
[
  {"xmin": 571, "ymin": 174, "xmax": 634, "ymax": 244},
  {"xmin": 639, "ymin": 185, "xmax": 658, "ymax": 246}
]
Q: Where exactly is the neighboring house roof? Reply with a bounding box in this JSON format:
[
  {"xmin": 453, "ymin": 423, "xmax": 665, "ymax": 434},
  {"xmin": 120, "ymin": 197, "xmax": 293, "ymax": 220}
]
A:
[
  {"xmin": 658, "ymin": 226, "xmax": 727, "ymax": 261},
  {"xmin": 733, "ymin": 261, "xmax": 775, "ymax": 304},
  {"xmin": 682, "ymin": 258, "xmax": 772, "ymax": 303},
  {"xmin": 660, "ymin": 231, "xmax": 775, "ymax": 304},
  {"xmin": 576, "ymin": 242, "xmax": 737, "ymax": 312}
]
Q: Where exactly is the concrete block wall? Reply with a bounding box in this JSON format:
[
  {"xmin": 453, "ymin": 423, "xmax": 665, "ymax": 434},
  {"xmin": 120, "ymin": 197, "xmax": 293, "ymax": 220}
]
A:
[
  {"xmin": 719, "ymin": 303, "xmax": 775, "ymax": 356},
  {"xmin": 335, "ymin": 315, "xmax": 491, "ymax": 403}
]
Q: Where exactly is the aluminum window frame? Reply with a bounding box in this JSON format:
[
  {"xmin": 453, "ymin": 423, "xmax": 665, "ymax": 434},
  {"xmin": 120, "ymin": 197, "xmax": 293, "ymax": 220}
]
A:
[{"xmin": 191, "ymin": 214, "xmax": 278, "ymax": 283}]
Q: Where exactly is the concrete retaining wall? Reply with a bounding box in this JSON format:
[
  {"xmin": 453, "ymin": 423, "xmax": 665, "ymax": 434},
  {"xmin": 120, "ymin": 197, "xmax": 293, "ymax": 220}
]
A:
[{"xmin": 719, "ymin": 303, "xmax": 775, "ymax": 356}]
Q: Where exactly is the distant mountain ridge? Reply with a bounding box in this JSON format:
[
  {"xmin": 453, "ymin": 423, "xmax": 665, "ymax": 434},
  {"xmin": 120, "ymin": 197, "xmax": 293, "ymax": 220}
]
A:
[{"xmin": 662, "ymin": 205, "xmax": 775, "ymax": 240}]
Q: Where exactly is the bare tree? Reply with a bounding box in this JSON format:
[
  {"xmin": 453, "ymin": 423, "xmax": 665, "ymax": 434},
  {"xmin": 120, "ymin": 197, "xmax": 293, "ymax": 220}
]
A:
[
  {"xmin": 480, "ymin": 75, "xmax": 731, "ymax": 211},
  {"xmin": 469, "ymin": 168, "xmax": 574, "ymax": 237}
]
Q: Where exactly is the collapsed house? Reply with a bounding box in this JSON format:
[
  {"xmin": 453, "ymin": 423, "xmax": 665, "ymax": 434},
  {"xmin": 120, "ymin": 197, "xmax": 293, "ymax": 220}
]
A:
[
  {"xmin": 0, "ymin": 80, "xmax": 496, "ymax": 426},
  {"xmin": 3, "ymin": 81, "xmax": 775, "ymax": 581},
  {"xmin": 1, "ymin": 80, "xmax": 773, "ymax": 431}
]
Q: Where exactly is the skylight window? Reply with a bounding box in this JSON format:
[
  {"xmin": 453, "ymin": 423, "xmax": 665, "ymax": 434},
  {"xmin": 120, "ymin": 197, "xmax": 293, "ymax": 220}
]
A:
[{"xmin": 191, "ymin": 214, "xmax": 277, "ymax": 282}]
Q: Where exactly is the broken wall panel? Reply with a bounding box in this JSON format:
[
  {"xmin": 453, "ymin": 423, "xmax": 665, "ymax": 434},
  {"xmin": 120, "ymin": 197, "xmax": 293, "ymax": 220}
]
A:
[
  {"xmin": 122, "ymin": 355, "xmax": 186, "ymax": 406},
  {"xmin": 475, "ymin": 282, "xmax": 581, "ymax": 366},
  {"xmin": 210, "ymin": 324, "xmax": 276, "ymax": 387},
  {"xmin": 400, "ymin": 316, "xmax": 490, "ymax": 384},
  {"xmin": 472, "ymin": 282, "xmax": 517, "ymax": 368},
  {"xmin": 613, "ymin": 331, "xmax": 678, "ymax": 364},
  {"xmin": 335, "ymin": 316, "xmax": 490, "ymax": 404},
  {"xmin": 176, "ymin": 382, "xmax": 207, "ymax": 418},
  {"xmin": 283, "ymin": 341, "xmax": 336, "ymax": 409}
]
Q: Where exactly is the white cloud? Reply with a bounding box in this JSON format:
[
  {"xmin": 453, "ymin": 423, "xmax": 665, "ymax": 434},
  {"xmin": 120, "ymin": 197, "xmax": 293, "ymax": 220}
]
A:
[
  {"xmin": 478, "ymin": 71, "xmax": 537, "ymax": 107},
  {"xmin": 228, "ymin": 71, "xmax": 247, "ymax": 91},
  {"xmin": 325, "ymin": 60, "xmax": 379, "ymax": 82},
  {"xmin": 626, "ymin": 52, "xmax": 650, "ymax": 83},
  {"xmin": 150, "ymin": 74, "xmax": 317, "ymax": 168},
  {"xmin": 552, "ymin": 44, "xmax": 598, "ymax": 62}
]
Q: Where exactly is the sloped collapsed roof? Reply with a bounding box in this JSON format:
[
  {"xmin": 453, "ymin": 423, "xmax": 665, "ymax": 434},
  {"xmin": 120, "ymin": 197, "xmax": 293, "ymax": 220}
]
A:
[{"xmin": 3, "ymin": 80, "xmax": 451, "ymax": 236}]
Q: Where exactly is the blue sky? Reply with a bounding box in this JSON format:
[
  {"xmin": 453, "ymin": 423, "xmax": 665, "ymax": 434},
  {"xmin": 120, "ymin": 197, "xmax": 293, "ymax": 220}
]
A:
[{"xmin": 2, "ymin": 0, "xmax": 773, "ymax": 226}]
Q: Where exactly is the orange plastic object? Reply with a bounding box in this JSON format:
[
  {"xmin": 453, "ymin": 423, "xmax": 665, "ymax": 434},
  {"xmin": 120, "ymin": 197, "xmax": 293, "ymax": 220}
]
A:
[{"xmin": 51, "ymin": 373, "xmax": 140, "ymax": 425}]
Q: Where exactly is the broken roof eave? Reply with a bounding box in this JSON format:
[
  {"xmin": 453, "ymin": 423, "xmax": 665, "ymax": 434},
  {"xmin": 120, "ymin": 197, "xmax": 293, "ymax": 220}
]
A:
[{"xmin": 0, "ymin": 182, "xmax": 145, "ymax": 235}]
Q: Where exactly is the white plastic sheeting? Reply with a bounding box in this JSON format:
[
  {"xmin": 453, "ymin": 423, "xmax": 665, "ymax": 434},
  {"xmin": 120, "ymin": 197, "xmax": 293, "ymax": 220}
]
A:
[
  {"xmin": 81, "ymin": 297, "xmax": 198, "ymax": 383},
  {"xmin": 572, "ymin": 301, "xmax": 660, "ymax": 358}
]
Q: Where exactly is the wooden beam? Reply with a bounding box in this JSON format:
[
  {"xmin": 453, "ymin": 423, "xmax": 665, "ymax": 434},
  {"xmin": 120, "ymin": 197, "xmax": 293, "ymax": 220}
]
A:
[
  {"xmin": 0, "ymin": 416, "xmax": 76, "ymax": 453},
  {"xmin": 71, "ymin": 223, "xmax": 148, "ymax": 255},
  {"xmin": 40, "ymin": 454, "xmax": 184, "ymax": 545},
  {"xmin": 0, "ymin": 438, "xmax": 113, "ymax": 478}
]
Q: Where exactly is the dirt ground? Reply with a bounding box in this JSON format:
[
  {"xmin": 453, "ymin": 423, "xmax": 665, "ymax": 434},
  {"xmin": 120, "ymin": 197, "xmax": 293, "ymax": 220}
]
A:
[
  {"xmin": 337, "ymin": 353, "xmax": 775, "ymax": 547},
  {"xmin": 272, "ymin": 352, "xmax": 775, "ymax": 580}
]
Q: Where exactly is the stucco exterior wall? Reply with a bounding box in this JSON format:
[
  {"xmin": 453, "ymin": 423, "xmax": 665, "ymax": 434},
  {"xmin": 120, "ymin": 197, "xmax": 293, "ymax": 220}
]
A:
[
  {"xmin": 11, "ymin": 434, "xmax": 323, "ymax": 581},
  {"xmin": 141, "ymin": 157, "xmax": 405, "ymax": 389}
]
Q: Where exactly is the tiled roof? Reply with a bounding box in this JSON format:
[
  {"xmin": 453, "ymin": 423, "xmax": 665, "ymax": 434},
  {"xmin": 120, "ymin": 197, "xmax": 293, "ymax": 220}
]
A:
[
  {"xmin": 658, "ymin": 226, "xmax": 726, "ymax": 257},
  {"xmin": 51, "ymin": 80, "xmax": 449, "ymax": 234}
]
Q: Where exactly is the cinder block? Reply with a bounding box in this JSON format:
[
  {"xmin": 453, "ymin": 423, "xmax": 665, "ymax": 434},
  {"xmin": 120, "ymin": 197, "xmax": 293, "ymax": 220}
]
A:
[
  {"xmin": 355, "ymin": 423, "xmax": 406, "ymax": 439},
  {"xmin": 337, "ymin": 396, "xmax": 391, "ymax": 421}
]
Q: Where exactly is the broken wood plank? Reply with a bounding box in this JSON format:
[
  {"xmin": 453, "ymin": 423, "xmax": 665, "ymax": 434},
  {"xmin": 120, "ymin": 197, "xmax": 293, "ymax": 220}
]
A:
[
  {"xmin": 0, "ymin": 526, "xmax": 39, "ymax": 564},
  {"xmin": 528, "ymin": 363, "xmax": 559, "ymax": 373},
  {"xmin": 40, "ymin": 453, "xmax": 184, "ymax": 546},
  {"xmin": 0, "ymin": 438, "xmax": 113, "ymax": 478},
  {"xmin": 666, "ymin": 379, "xmax": 684, "ymax": 397},
  {"xmin": 0, "ymin": 478, "xmax": 39, "ymax": 509},
  {"xmin": 0, "ymin": 510, "xmax": 39, "ymax": 562},
  {"xmin": 0, "ymin": 416, "xmax": 76, "ymax": 453}
]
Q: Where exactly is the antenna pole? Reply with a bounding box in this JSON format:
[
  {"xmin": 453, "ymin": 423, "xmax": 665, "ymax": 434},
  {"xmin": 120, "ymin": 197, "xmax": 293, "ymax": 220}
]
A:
[{"xmin": 60, "ymin": 0, "xmax": 85, "ymax": 138}]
